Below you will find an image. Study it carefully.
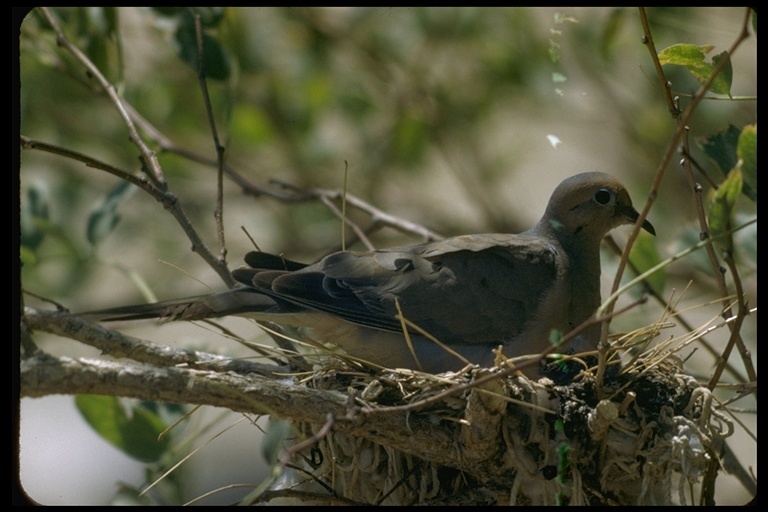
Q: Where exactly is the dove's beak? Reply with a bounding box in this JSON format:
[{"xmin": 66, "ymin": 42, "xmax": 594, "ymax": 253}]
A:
[
  {"xmin": 623, "ymin": 206, "xmax": 656, "ymax": 236},
  {"xmin": 641, "ymin": 217, "xmax": 655, "ymax": 236}
]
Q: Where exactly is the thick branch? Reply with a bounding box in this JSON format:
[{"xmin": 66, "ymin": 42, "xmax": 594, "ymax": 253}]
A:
[{"xmin": 20, "ymin": 352, "xmax": 483, "ymax": 478}]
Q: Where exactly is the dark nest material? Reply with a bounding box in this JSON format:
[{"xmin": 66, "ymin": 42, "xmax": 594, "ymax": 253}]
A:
[{"xmin": 268, "ymin": 351, "xmax": 731, "ymax": 506}]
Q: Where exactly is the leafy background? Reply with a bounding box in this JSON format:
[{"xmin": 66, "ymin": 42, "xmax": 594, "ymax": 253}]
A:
[{"xmin": 18, "ymin": 7, "xmax": 755, "ymax": 505}]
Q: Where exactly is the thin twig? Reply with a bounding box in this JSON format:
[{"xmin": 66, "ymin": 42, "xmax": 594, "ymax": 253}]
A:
[
  {"xmin": 23, "ymin": 306, "xmax": 283, "ymax": 375},
  {"xmin": 599, "ymin": 7, "xmax": 753, "ymax": 395},
  {"xmin": 20, "ymin": 134, "xmax": 236, "ymax": 287},
  {"xmin": 38, "ymin": 7, "xmax": 167, "ymax": 190},
  {"xmin": 604, "ymin": 235, "xmax": 745, "ymax": 382},
  {"xmin": 33, "ymin": 7, "xmax": 236, "ymax": 287},
  {"xmin": 192, "ymin": 10, "xmax": 229, "ymax": 265}
]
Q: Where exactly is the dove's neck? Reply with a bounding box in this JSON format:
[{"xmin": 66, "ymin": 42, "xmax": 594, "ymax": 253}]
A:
[
  {"xmin": 556, "ymin": 236, "xmax": 605, "ymax": 349},
  {"xmin": 564, "ymin": 238, "xmax": 603, "ymax": 313},
  {"xmin": 535, "ymin": 223, "xmax": 605, "ymax": 327}
]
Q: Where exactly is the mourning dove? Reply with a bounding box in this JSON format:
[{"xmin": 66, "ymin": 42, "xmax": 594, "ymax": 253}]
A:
[{"xmin": 82, "ymin": 172, "xmax": 654, "ymax": 376}]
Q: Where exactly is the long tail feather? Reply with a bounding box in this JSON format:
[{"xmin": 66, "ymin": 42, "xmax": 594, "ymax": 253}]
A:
[{"xmin": 77, "ymin": 288, "xmax": 279, "ymax": 323}]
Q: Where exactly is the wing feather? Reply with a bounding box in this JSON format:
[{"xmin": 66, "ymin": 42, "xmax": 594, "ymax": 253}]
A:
[{"xmin": 234, "ymin": 235, "xmax": 561, "ymax": 344}]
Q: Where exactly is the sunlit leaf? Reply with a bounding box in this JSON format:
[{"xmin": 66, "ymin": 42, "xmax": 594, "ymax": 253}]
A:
[
  {"xmin": 737, "ymin": 123, "xmax": 756, "ymax": 199},
  {"xmin": 657, "ymin": 43, "xmax": 731, "ymax": 95},
  {"xmin": 708, "ymin": 167, "xmax": 742, "ymax": 254}
]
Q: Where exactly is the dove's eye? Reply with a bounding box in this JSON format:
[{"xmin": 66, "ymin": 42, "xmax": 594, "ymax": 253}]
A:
[{"xmin": 594, "ymin": 188, "xmax": 614, "ymax": 206}]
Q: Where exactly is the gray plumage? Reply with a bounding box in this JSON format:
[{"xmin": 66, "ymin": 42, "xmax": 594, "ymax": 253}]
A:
[{"xmin": 82, "ymin": 172, "xmax": 654, "ymax": 375}]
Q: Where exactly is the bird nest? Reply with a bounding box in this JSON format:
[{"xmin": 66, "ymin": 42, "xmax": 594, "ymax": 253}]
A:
[{"xmin": 268, "ymin": 355, "xmax": 732, "ymax": 506}]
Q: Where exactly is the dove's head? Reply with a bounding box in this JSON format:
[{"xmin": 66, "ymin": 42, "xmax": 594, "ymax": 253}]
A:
[{"xmin": 539, "ymin": 172, "xmax": 655, "ymax": 243}]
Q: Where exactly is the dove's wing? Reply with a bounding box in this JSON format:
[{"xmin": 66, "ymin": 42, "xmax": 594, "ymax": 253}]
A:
[{"xmin": 233, "ymin": 234, "xmax": 560, "ymax": 345}]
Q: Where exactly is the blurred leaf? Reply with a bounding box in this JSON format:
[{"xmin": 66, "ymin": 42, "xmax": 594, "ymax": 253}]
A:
[
  {"xmin": 20, "ymin": 183, "xmax": 50, "ymax": 251},
  {"xmin": 678, "ymin": 228, "xmax": 713, "ymax": 274},
  {"xmin": 86, "ymin": 180, "xmax": 136, "ymax": 246},
  {"xmin": 599, "ymin": 8, "xmax": 625, "ymax": 59},
  {"xmin": 553, "ymin": 12, "xmax": 579, "ymax": 24},
  {"xmin": 20, "ymin": 246, "xmax": 37, "ymax": 267},
  {"xmin": 629, "ymin": 231, "xmax": 665, "ymax": 296},
  {"xmin": 148, "ymin": 7, "xmax": 225, "ymax": 27},
  {"xmin": 708, "ymin": 167, "xmax": 742, "ymax": 254},
  {"xmin": 19, "ymin": 181, "xmax": 88, "ymax": 286},
  {"xmin": 392, "ymin": 114, "xmax": 429, "ymax": 164},
  {"xmin": 548, "ymin": 39, "xmax": 561, "ymax": 63},
  {"xmin": 76, "ymin": 7, "xmax": 122, "ymax": 84},
  {"xmin": 657, "ymin": 43, "xmax": 732, "ymax": 95},
  {"xmin": 75, "ymin": 395, "xmax": 170, "ymax": 462},
  {"xmin": 189, "ymin": 7, "xmax": 226, "ymax": 28},
  {"xmin": 303, "ymin": 71, "xmax": 332, "ymax": 111},
  {"xmin": 696, "ymin": 124, "xmax": 741, "ymax": 176},
  {"xmin": 174, "ymin": 11, "xmax": 230, "ymax": 81},
  {"xmin": 737, "ymin": 123, "xmax": 756, "ymax": 199},
  {"xmin": 231, "ymin": 104, "xmax": 275, "ymax": 145},
  {"xmin": 84, "ymin": 7, "xmax": 118, "ymax": 37},
  {"xmin": 138, "ymin": 401, "xmax": 189, "ymax": 427},
  {"xmin": 149, "ymin": 7, "xmax": 184, "ymax": 18},
  {"xmin": 337, "ymin": 90, "xmax": 375, "ymax": 120},
  {"xmin": 261, "ymin": 418, "xmax": 292, "ymax": 466}
]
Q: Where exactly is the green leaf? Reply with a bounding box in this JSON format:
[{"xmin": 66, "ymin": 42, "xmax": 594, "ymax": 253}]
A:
[
  {"xmin": 697, "ymin": 124, "xmax": 741, "ymax": 176},
  {"xmin": 72, "ymin": 7, "xmax": 122, "ymax": 84},
  {"xmin": 737, "ymin": 123, "xmax": 756, "ymax": 199},
  {"xmin": 548, "ymin": 39, "xmax": 561, "ymax": 63},
  {"xmin": 599, "ymin": 8, "xmax": 626, "ymax": 59},
  {"xmin": 708, "ymin": 168, "xmax": 743, "ymax": 254},
  {"xmin": 629, "ymin": 231, "xmax": 665, "ymax": 296},
  {"xmin": 20, "ymin": 245, "xmax": 38, "ymax": 267},
  {"xmin": 86, "ymin": 180, "xmax": 136, "ymax": 246},
  {"xmin": 149, "ymin": 7, "xmax": 184, "ymax": 18},
  {"xmin": 392, "ymin": 113, "xmax": 429, "ymax": 164},
  {"xmin": 189, "ymin": 7, "xmax": 226, "ymax": 28},
  {"xmin": 338, "ymin": 91, "xmax": 375, "ymax": 120},
  {"xmin": 75, "ymin": 395, "xmax": 170, "ymax": 462},
  {"xmin": 231, "ymin": 104, "xmax": 275, "ymax": 145},
  {"xmin": 548, "ymin": 329, "xmax": 564, "ymax": 347},
  {"xmin": 710, "ymin": 51, "xmax": 733, "ymax": 96},
  {"xmin": 20, "ymin": 183, "xmax": 50, "ymax": 250},
  {"xmin": 261, "ymin": 418, "xmax": 292, "ymax": 466},
  {"xmin": 657, "ymin": 43, "xmax": 732, "ymax": 95},
  {"xmin": 174, "ymin": 11, "xmax": 231, "ymax": 81},
  {"xmin": 658, "ymin": 43, "xmax": 714, "ymax": 66},
  {"xmin": 149, "ymin": 7, "xmax": 225, "ymax": 27}
]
